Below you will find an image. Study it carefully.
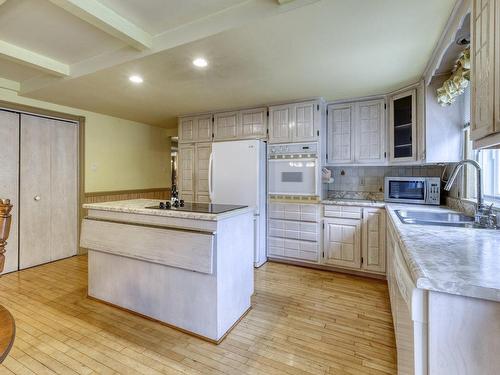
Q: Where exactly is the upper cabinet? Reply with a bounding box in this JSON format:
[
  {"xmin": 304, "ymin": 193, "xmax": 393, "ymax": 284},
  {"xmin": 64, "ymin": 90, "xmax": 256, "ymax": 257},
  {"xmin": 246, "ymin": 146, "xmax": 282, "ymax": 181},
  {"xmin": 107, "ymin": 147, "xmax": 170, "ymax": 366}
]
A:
[
  {"xmin": 327, "ymin": 103, "xmax": 354, "ymax": 164},
  {"xmin": 178, "ymin": 115, "xmax": 212, "ymax": 143},
  {"xmin": 213, "ymin": 107, "xmax": 267, "ymax": 141},
  {"xmin": 326, "ymin": 99, "xmax": 385, "ymax": 165},
  {"xmin": 240, "ymin": 108, "xmax": 267, "ymax": 139},
  {"xmin": 269, "ymin": 104, "xmax": 291, "ymax": 143},
  {"xmin": 269, "ymin": 100, "xmax": 322, "ymax": 143},
  {"xmin": 356, "ymin": 100, "xmax": 386, "ymax": 163},
  {"xmin": 389, "ymin": 89, "xmax": 417, "ymax": 163},
  {"xmin": 470, "ymin": 0, "xmax": 499, "ymax": 145},
  {"xmin": 213, "ymin": 111, "xmax": 238, "ymax": 140}
]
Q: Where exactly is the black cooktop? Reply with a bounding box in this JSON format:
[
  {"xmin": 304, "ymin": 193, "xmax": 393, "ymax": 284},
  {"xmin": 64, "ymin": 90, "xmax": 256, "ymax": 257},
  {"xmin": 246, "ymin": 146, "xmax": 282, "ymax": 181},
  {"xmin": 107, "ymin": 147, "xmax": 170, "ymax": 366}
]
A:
[{"xmin": 146, "ymin": 202, "xmax": 247, "ymax": 214}]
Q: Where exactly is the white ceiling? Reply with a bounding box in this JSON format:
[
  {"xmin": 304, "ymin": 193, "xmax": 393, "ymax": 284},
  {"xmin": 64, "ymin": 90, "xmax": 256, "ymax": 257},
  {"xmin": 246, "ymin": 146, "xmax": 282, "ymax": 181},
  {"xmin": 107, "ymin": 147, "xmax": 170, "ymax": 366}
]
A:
[
  {"xmin": 0, "ymin": 0, "xmax": 126, "ymax": 64},
  {"xmin": 98, "ymin": 0, "xmax": 249, "ymax": 35},
  {"xmin": 0, "ymin": 0, "xmax": 458, "ymax": 128}
]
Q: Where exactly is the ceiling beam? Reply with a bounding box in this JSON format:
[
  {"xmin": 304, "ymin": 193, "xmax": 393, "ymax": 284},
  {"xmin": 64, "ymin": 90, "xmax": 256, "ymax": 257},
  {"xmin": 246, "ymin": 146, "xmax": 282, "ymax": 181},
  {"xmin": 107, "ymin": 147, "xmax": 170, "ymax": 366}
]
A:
[
  {"xmin": 0, "ymin": 40, "xmax": 69, "ymax": 76},
  {"xmin": 0, "ymin": 77, "xmax": 20, "ymax": 92},
  {"xmin": 20, "ymin": 0, "xmax": 320, "ymax": 95},
  {"xmin": 48, "ymin": 0, "xmax": 152, "ymax": 50}
]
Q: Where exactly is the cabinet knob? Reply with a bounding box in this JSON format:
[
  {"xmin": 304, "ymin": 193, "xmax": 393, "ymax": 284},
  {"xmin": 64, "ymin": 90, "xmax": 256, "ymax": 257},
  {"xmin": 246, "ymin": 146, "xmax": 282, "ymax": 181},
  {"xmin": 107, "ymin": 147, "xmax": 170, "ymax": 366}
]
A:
[{"xmin": 34, "ymin": 195, "xmax": 41, "ymax": 201}]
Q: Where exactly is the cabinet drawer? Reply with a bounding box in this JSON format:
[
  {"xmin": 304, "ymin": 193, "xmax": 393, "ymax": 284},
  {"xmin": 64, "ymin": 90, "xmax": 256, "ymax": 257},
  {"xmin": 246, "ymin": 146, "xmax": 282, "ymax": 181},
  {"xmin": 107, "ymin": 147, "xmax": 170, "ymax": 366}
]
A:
[
  {"xmin": 269, "ymin": 203, "xmax": 319, "ymax": 222},
  {"xmin": 268, "ymin": 237, "xmax": 318, "ymax": 262},
  {"xmin": 323, "ymin": 205, "xmax": 362, "ymax": 219},
  {"xmin": 268, "ymin": 219, "xmax": 319, "ymax": 242}
]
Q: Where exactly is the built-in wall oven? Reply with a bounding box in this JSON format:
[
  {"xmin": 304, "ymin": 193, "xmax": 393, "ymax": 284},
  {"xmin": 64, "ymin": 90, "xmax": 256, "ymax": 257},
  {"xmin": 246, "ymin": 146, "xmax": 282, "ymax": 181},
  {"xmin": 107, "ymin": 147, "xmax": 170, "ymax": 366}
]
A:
[
  {"xmin": 384, "ymin": 177, "xmax": 441, "ymax": 205},
  {"xmin": 268, "ymin": 143, "xmax": 319, "ymax": 198}
]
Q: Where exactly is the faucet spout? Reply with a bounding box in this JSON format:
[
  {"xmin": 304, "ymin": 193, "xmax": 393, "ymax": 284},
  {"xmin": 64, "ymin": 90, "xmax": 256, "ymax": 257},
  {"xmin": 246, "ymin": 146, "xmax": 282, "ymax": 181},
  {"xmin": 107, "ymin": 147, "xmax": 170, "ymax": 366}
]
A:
[{"xmin": 444, "ymin": 159, "xmax": 483, "ymax": 210}]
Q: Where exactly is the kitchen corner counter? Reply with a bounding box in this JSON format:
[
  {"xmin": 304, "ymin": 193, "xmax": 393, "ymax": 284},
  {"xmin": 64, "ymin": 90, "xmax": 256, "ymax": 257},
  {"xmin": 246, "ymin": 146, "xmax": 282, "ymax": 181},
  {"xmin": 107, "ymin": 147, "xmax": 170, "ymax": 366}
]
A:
[
  {"xmin": 386, "ymin": 204, "xmax": 500, "ymax": 302},
  {"xmin": 321, "ymin": 199, "xmax": 386, "ymax": 208},
  {"xmin": 83, "ymin": 199, "xmax": 253, "ymax": 221}
]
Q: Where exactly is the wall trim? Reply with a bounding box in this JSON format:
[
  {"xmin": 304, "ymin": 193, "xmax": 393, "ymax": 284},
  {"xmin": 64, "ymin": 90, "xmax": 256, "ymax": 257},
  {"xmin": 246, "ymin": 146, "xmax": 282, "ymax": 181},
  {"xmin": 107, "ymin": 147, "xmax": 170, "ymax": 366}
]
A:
[{"xmin": 85, "ymin": 187, "xmax": 171, "ymax": 198}]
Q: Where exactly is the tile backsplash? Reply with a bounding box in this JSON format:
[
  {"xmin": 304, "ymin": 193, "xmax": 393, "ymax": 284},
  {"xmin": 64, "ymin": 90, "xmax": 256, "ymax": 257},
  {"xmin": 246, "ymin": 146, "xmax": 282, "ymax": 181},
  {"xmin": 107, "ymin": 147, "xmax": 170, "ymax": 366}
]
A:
[{"xmin": 325, "ymin": 165, "xmax": 445, "ymax": 198}]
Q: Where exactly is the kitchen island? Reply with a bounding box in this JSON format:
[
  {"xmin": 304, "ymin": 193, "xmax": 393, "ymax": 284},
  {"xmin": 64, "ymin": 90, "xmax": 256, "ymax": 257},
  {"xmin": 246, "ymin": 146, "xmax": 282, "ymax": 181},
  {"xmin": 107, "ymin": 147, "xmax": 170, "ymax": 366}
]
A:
[{"xmin": 80, "ymin": 199, "xmax": 255, "ymax": 343}]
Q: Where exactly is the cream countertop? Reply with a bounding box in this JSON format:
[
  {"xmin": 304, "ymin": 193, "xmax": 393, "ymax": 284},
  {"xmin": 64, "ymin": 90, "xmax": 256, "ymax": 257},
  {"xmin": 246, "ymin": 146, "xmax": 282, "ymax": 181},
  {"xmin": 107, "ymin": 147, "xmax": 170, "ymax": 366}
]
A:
[
  {"xmin": 385, "ymin": 204, "xmax": 500, "ymax": 302},
  {"xmin": 322, "ymin": 199, "xmax": 500, "ymax": 302},
  {"xmin": 83, "ymin": 199, "xmax": 254, "ymax": 221}
]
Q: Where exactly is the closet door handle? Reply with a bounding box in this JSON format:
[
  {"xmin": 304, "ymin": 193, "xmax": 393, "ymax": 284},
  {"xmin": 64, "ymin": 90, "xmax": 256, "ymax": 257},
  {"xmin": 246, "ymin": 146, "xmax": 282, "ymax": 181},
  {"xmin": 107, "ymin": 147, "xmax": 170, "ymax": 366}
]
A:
[{"xmin": 34, "ymin": 195, "xmax": 41, "ymax": 201}]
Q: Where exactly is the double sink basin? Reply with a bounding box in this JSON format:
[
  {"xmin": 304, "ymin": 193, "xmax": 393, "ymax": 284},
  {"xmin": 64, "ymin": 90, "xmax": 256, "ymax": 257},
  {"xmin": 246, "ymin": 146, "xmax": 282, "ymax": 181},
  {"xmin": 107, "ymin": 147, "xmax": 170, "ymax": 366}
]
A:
[{"xmin": 395, "ymin": 209, "xmax": 477, "ymax": 228}]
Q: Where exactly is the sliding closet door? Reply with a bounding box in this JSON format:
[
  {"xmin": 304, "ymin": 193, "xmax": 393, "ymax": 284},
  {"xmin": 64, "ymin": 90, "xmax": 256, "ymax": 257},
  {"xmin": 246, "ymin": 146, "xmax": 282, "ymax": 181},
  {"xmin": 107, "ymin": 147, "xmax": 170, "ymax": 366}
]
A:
[
  {"xmin": 20, "ymin": 115, "xmax": 52, "ymax": 269},
  {"xmin": 0, "ymin": 111, "xmax": 19, "ymax": 274},
  {"xmin": 51, "ymin": 121, "xmax": 78, "ymax": 261},
  {"xmin": 19, "ymin": 114, "xmax": 78, "ymax": 269}
]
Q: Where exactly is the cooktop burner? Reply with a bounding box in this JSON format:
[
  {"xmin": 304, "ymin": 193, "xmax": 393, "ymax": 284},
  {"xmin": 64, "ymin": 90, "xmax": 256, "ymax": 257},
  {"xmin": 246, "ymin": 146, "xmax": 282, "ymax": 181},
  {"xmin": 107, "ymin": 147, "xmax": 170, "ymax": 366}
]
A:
[{"xmin": 145, "ymin": 202, "xmax": 247, "ymax": 214}]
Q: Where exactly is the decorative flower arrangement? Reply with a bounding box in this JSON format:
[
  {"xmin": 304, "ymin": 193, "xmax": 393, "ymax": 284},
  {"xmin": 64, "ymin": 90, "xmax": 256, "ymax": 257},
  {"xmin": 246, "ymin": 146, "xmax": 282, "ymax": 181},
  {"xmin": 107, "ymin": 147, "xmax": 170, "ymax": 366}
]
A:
[{"xmin": 437, "ymin": 47, "xmax": 470, "ymax": 106}]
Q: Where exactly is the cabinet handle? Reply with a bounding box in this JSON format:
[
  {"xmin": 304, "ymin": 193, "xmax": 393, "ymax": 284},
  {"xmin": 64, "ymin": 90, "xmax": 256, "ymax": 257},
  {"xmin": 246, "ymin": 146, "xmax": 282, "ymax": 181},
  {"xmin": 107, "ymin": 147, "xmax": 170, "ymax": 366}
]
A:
[{"xmin": 34, "ymin": 195, "xmax": 41, "ymax": 201}]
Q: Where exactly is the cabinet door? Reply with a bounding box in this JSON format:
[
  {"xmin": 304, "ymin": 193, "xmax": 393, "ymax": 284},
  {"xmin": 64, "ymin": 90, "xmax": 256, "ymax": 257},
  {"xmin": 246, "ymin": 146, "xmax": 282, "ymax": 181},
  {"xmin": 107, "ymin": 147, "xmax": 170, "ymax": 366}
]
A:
[
  {"xmin": 327, "ymin": 103, "xmax": 354, "ymax": 163},
  {"xmin": 292, "ymin": 101, "xmax": 317, "ymax": 142},
  {"xmin": 195, "ymin": 143, "xmax": 211, "ymax": 202},
  {"xmin": 322, "ymin": 218, "xmax": 361, "ymax": 269},
  {"xmin": 240, "ymin": 108, "xmax": 267, "ymax": 139},
  {"xmin": 20, "ymin": 116, "xmax": 78, "ymax": 269},
  {"xmin": 269, "ymin": 104, "xmax": 291, "ymax": 143},
  {"xmin": 362, "ymin": 208, "xmax": 386, "ymax": 273},
  {"xmin": 178, "ymin": 117, "xmax": 196, "ymax": 143},
  {"xmin": 196, "ymin": 115, "xmax": 213, "ymax": 142},
  {"xmin": 213, "ymin": 111, "xmax": 238, "ymax": 141},
  {"xmin": 0, "ymin": 111, "xmax": 19, "ymax": 274},
  {"xmin": 471, "ymin": 0, "xmax": 496, "ymax": 140},
  {"xmin": 356, "ymin": 100, "xmax": 386, "ymax": 163},
  {"xmin": 389, "ymin": 89, "xmax": 417, "ymax": 162},
  {"xmin": 178, "ymin": 145, "xmax": 195, "ymax": 201},
  {"xmin": 20, "ymin": 115, "xmax": 53, "ymax": 269},
  {"xmin": 50, "ymin": 120, "xmax": 78, "ymax": 262}
]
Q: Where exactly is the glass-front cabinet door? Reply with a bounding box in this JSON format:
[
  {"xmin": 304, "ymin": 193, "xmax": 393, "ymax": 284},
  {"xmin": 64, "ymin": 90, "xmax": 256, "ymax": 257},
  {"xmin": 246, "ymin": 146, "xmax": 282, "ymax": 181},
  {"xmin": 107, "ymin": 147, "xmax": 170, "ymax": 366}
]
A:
[{"xmin": 389, "ymin": 89, "xmax": 417, "ymax": 162}]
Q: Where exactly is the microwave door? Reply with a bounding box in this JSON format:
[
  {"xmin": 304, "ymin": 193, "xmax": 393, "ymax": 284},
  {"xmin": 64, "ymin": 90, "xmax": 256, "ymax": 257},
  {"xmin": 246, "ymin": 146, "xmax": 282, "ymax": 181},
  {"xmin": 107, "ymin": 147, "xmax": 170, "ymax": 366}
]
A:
[{"xmin": 387, "ymin": 180, "xmax": 426, "ymax": 203}]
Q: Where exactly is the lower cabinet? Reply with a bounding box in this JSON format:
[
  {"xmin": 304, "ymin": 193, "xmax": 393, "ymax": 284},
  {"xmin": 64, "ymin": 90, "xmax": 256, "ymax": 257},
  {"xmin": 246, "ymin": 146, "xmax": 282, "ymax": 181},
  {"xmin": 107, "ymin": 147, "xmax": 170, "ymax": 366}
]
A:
[
  {"xmin": 267, "ymin": 202, "xmax": 320, "ymax": 262},
  {"xmin": 322, "ymin": 205, "xmax": 386, "ymax": 275},
  {"xmin": 323, "ymin": 217, "xmax": 362, "ymax": 269},
  {"xmin": 268, "ymin": 203, "xmax": 386, "ymax": 275}
]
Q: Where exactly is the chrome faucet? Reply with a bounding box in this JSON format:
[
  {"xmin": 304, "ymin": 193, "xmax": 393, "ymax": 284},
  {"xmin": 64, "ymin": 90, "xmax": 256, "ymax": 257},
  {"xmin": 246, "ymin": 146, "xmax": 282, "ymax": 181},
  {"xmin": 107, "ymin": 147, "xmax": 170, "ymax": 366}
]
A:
[{"xmin": 444, "ymin": 159, "xmax": 497, "ymax": 228}]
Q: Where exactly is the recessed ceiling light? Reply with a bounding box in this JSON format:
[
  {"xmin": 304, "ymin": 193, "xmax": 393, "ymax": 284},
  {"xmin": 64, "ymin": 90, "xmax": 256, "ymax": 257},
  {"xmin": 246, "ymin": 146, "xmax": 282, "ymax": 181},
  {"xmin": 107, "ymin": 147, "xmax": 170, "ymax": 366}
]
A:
[
  {"xmin": 192, "ymin": 58, "xmax": 208, "ymax": 68},
  {"xmin": 129, "ymin": 75, "xmax": 143, "ymax": 83}
]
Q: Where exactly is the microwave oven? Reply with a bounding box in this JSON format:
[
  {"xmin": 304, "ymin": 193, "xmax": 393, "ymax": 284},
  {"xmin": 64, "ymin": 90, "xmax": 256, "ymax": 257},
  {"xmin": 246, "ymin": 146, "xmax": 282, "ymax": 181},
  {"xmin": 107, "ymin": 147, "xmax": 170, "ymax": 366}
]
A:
[{"xmin": 384, "ymin": 177, "xmax": 441, "ymax": 205}]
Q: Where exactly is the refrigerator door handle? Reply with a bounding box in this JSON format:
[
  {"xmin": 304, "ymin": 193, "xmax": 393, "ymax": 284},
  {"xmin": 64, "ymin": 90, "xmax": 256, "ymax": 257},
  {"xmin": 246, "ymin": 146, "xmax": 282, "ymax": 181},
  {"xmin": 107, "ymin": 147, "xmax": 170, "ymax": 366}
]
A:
[{"xmin": 208, "ymin": 151, "xmax": 214, "ymax": 201}]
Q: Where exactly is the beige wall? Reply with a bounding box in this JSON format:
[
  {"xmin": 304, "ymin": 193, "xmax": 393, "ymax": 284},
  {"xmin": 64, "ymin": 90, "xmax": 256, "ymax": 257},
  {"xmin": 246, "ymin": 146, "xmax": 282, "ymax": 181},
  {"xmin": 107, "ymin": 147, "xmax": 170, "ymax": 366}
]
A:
[{"xmin": 0, "ymin": 87, "xmax": 173, "ymax": 193}]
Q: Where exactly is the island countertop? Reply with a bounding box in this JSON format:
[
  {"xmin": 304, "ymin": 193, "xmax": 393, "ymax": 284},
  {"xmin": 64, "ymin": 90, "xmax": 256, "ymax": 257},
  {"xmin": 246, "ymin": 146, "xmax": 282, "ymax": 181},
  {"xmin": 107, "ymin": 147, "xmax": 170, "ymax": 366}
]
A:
[
  {"xmin": 83, "ymin": 199, "xmax": 254, "ymax": 221},
  {"xmin": 386, "ymin": 204, "xmax": 500, "ymax": 302}
]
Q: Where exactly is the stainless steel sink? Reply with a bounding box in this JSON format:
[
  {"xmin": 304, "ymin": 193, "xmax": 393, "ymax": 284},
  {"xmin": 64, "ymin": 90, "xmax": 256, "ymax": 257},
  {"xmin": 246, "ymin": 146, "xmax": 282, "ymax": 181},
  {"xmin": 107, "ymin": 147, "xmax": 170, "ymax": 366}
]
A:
[{"xmin": 395, "ymin": 209, "xmax": 478, "ymax": 228}]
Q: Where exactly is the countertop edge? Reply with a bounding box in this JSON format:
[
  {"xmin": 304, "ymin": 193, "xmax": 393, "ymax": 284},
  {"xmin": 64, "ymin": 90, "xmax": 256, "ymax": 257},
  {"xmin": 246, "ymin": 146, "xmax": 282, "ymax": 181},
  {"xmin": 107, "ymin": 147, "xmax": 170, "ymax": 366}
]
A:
[{"xmin": 83, "ymin": 199, "xmax": 254, "ymax": 221}]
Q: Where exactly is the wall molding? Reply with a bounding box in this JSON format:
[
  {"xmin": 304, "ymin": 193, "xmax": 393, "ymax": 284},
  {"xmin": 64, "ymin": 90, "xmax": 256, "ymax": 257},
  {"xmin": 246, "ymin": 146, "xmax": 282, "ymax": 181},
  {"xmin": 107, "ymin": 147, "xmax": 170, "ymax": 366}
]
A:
[
  {"xmin": 84, "ymin": 187, "xmax": 170, "ymax": 198},
  {"xmin": 84, "ymin": 188, "xmax": 171, "ymax": 205}
]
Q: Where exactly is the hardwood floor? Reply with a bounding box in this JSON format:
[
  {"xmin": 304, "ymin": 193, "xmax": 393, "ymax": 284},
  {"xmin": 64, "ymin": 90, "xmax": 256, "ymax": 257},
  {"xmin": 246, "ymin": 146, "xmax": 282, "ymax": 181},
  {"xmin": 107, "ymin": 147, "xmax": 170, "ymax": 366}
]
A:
[{"xmin": 0, "ymin": 256, "xmax": 396, "ymax": 375}]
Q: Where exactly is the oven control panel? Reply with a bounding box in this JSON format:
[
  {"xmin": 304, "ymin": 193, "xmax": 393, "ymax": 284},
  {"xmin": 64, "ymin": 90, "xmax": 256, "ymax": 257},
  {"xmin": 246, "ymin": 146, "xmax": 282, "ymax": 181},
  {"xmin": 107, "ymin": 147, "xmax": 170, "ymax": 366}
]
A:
[{"xmin": 269, "ymin": 142, "xmax": 318, "ymax": 157}]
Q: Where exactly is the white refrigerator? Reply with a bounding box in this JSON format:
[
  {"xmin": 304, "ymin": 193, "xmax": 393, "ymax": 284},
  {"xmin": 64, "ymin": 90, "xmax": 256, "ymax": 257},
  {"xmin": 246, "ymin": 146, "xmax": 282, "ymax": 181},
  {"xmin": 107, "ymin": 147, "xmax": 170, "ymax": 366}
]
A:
[{"xmin": 209, "ymin": 140, "xmax": 267, "ymax": 267}]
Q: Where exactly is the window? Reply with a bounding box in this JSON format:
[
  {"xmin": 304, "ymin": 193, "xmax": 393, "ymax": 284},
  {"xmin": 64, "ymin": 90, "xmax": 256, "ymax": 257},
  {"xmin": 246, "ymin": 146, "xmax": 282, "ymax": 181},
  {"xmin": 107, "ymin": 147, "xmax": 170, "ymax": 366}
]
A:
[
  {"xmin": 477, "ymin": 149, "xmax": 500, "ymax": 204},
  {"xmin": 463, "ymin": 127, "xmax": 500, "ymax": 206}
]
